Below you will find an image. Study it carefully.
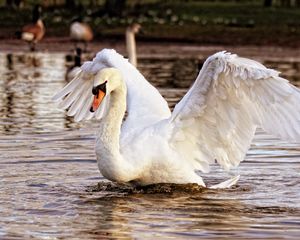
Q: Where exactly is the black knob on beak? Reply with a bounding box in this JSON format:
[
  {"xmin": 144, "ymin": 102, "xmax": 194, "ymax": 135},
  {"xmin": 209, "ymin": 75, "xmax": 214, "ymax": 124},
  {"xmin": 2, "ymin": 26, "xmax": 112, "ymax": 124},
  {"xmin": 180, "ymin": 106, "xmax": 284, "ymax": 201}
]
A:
[
  {"xmin": 92, "ymin": 81, "xmax": 108, "ymax": 96},
  {"xmin": 92, "ymin": 87, "xmax": 98, "ymax": 96}
]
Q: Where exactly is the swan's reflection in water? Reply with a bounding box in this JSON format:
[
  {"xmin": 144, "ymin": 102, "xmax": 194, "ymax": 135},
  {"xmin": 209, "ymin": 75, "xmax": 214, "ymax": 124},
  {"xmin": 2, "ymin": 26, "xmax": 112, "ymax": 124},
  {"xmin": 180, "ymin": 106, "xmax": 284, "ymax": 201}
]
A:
[
  {"xmin": 75, "ymin": 183, "xmax": 299, "ymax": 239},
  {"xmin": 0, "ymin": 52, "xmax": 300, "ymax": 239},
  {"xmin": 79, "ymin": 189, "xmax": 248, "ymax": 238}
]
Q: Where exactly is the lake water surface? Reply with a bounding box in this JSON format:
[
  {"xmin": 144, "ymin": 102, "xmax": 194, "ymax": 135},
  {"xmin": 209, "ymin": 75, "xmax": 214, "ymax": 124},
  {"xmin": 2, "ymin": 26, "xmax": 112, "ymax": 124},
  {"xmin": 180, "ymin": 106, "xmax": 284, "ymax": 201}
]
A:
[{"xmin": 0, "ymin": 52, "xmax": 300, "ymax": 239}]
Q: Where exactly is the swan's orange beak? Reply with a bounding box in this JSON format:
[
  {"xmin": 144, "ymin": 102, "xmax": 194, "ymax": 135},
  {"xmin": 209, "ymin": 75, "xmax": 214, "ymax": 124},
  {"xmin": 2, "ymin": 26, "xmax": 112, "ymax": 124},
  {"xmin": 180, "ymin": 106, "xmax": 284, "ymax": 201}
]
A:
[
  {"xmin": 90, "ymin": 90, "xmax": 105, "ymax": 112},
  {"xmin": 90, "ymin": 81, "xmax": 107, "ymax": 113}
]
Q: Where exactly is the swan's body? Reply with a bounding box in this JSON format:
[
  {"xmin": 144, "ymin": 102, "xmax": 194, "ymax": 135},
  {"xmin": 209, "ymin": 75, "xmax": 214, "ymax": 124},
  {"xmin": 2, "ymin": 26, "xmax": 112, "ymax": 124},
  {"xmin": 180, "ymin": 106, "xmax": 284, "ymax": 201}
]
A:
[
  {"xmin": 126, "ymin": 23, "xmax": 141, "ymax": 67},
  {"xmin": 53, "ymin": 49, "xmax": 300, "ymax": 188},
  {"xmin": 93, "ymin": 71, "xmax": 205, "ymax": 185}
]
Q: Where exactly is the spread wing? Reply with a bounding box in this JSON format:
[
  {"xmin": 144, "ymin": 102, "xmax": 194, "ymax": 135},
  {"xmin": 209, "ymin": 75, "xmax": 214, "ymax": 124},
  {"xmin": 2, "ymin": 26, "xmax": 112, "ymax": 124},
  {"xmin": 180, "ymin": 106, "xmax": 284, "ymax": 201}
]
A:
[
  {"xmin": 53, "ymin": 49, "xmax": 171, "ymax": 129},
  {"xmin": 169, "ymin": 51, "xmax": 300, "ymax": 172}
]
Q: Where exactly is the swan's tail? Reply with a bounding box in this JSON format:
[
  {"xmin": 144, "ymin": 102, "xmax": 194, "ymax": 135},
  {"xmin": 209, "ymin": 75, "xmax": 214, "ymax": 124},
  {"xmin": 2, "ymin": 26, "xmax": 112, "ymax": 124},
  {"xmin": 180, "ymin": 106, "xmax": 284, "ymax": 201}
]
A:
[{"xmin": 209, "ymin": 175, "xmax": 240, "ymax": 189}]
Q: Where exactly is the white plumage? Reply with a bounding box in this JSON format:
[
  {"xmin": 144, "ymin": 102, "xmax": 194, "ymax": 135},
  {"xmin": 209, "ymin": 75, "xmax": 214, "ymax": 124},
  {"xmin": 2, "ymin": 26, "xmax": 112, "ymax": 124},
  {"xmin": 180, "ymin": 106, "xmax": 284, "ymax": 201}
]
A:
[{"xmin": 53, "ymin": 49, "xmax": 300, "ymax": 188}]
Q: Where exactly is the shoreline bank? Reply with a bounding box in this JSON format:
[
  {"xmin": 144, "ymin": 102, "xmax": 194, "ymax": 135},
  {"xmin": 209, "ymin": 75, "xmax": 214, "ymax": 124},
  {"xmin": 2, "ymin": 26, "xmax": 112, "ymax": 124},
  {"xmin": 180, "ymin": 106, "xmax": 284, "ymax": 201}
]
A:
[{"xmin": 1, "ymin": 38, "xmax": 300, "ymax": 61}]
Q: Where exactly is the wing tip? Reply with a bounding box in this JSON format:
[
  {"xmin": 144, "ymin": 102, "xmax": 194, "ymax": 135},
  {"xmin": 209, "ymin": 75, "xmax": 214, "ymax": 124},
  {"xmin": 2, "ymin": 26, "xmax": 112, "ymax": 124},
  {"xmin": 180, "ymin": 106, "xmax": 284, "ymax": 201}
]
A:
[{"xmin": 52, "ymin": 92, "xmax": 64, "ymax": 102}]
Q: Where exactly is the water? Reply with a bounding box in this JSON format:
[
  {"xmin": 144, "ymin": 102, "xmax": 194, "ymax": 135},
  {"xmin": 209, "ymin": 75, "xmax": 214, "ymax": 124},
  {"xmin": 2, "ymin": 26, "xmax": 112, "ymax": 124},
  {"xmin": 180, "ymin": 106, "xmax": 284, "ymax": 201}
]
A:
[{"xmin": 0, "ymin": 52, "xmax": 300, "ymax": 239}]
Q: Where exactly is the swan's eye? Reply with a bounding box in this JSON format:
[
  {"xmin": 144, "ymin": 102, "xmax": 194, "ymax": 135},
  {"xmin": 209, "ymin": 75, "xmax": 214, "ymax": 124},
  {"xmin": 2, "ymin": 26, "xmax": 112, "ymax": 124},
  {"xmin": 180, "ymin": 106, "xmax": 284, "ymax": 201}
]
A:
[{"xmin": 92, "ymin": 81, "xmax": 107, "ymax": 96}]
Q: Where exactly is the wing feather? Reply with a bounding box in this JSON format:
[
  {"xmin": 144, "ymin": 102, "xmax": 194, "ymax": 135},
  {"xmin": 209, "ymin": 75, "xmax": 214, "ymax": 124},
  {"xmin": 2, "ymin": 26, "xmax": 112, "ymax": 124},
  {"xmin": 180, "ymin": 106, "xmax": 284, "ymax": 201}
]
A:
[
  {"xmin": 53, "ymin": 49, "xmax": 171, "ymax": 129},
  {"xmin": 58, "ymin": 84, "xmax": 83, "ymax": 110},
  {"xmin": 53, "ymin": 72, "xmax": 83, "ymax": 102},
  {"xmin": 169, "ymin": 51, "xmax": 300, "ymax": 171},
  {"xmin": 67, "ymin": 81, "xmax": 91, "ymax": 116}
]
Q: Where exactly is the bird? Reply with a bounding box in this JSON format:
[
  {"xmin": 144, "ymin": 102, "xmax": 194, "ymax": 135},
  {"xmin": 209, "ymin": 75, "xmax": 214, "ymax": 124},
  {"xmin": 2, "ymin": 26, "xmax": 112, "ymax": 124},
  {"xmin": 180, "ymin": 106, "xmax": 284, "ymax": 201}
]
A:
[
  {"xmin": 70, "ymin": 17, "xmax": 93, "ymax": 52},
  {"xmin": 17, "ymin": 5, "xmax": 45, "ymax": 51},
  {"xmin": 53, "ymin": 49, "xmax": 300, "ymax": 188},
  {"xmin": 126, "ymin": 23, "xmax": 141, "ymax": 67},
  {"xmin": 66, "ymin": 47, "xmax": 82, "ymax": 81}
]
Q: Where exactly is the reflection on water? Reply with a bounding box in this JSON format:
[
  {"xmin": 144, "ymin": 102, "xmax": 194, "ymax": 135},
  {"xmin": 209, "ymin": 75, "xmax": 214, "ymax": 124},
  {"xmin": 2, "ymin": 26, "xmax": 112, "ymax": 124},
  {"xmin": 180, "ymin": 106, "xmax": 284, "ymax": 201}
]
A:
[{"xmin": 0, "ymin": 52, "xmax": 300, "ymax": 239}]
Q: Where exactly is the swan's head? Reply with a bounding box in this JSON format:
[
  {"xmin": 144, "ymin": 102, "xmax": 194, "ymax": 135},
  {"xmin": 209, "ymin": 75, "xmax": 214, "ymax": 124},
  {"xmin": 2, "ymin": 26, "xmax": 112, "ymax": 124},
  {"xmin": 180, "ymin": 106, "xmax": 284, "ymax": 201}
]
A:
[
  {"xmin": 127, "ymin": 23, "xmax": 141, "ymax": 34},
  {"xmin": 90, "ymin": 67, "xmax": 123, "ymax": 112}
]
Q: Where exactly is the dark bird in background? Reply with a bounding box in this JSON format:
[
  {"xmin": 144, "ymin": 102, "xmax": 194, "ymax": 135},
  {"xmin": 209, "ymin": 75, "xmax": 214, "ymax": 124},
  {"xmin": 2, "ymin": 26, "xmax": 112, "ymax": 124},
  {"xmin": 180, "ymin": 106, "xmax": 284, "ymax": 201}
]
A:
[
  {"xmin": 16, "ymin": 5, "xmax": 45, "ymax": 51},
  {"xmin": 66, "ymin": 47, "xmax": 82, "ymax": 81},
  {"xmin": 73, "ymin": 47, "xmax": 82, "ymax": 68},
  {"xmin": 70, "ymin": 17, "xmax": 93, "ymax": 52}
]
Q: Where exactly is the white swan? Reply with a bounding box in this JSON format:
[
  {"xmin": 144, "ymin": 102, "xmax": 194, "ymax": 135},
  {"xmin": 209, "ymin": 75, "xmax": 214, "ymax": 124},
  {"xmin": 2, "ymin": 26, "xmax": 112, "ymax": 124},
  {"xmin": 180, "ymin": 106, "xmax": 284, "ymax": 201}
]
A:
[
  {"xmin": 53, "ymin": 49, "xmax": 300, "ymax": 188},
  {"xmin": 126, "ymin": 23, "xmax": 141, "ymax": 67}
]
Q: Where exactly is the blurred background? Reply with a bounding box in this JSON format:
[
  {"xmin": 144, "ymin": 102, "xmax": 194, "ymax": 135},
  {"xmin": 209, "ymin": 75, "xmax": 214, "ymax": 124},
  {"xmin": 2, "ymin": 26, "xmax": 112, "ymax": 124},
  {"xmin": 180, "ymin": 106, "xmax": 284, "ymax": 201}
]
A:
[{"xmin": 1, "ymin": 0, "xmax": 300, "ymax": 47}]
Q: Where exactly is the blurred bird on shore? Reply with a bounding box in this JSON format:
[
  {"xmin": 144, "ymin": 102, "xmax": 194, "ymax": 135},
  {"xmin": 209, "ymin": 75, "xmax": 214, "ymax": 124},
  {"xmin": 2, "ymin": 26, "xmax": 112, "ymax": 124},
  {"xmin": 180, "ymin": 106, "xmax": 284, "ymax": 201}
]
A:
[
  {"xmin": 70, "ymin": 17, "xmax": 93, "ymax": 52},
  {"xmin": 15, "ymin": 5, "xmax": 45, "ymax": 51}
]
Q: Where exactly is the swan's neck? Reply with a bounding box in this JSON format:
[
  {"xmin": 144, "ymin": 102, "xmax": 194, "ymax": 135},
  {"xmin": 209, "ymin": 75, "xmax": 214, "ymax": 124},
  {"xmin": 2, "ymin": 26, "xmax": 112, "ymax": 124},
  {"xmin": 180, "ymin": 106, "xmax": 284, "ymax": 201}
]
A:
[
  {"xmin": 126, "ymin": 28, "xmax": 137, "ymax": 67},
  {"xmin": 97, "ymin": 88, "xmax": 126, "ymax": 150},
  {"xmin": 96, "ymin": 83, "xmax": 133, "ymax": 182}
]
